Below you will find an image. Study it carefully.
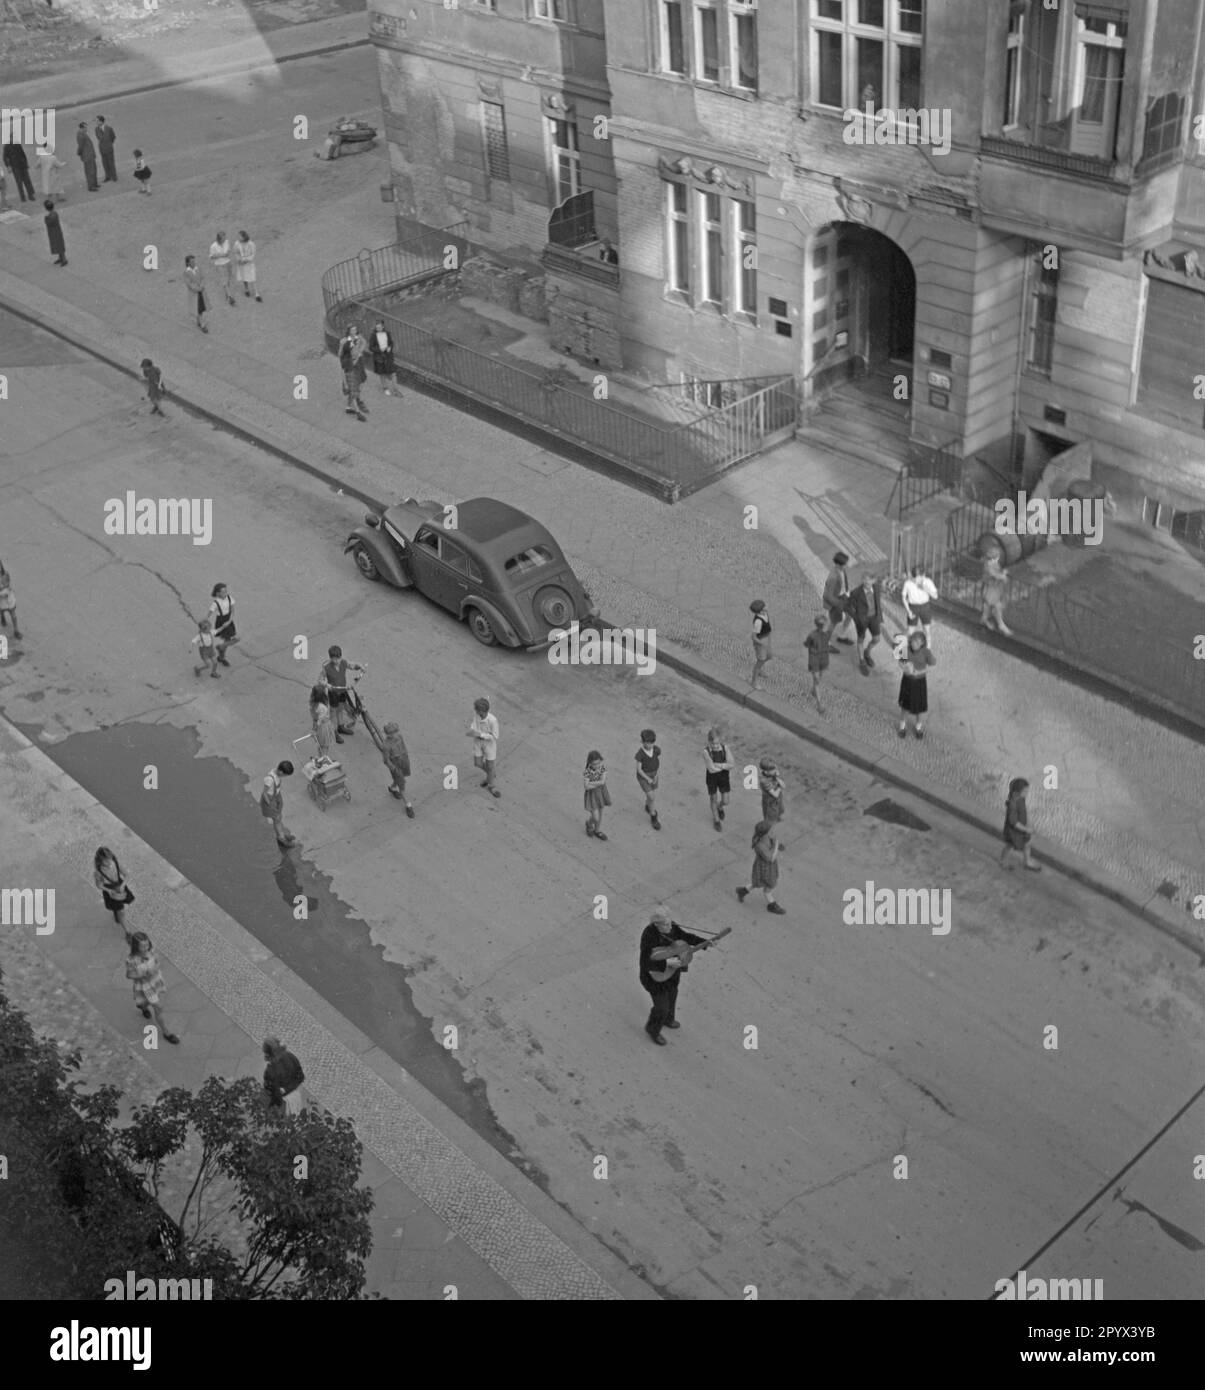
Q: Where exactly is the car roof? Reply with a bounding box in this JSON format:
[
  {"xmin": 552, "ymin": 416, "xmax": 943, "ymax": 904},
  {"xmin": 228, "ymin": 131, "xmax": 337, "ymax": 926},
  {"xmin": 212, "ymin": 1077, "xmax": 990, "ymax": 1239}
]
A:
[{"xmin": 386, "ymin": 497, "xmax": 559, "ymax": 558}]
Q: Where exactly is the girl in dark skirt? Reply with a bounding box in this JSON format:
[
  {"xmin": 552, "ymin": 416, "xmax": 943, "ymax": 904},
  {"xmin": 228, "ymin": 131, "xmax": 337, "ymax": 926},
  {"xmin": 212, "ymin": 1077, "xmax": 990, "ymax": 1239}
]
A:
[
  {"xmin": 132, "ymin": 149, "xmax": 152, "ymax": 193},
  {"xmin": 736, "ymin": 821, "xmax": 786, "ymax": 914},
  {"xmin": 1001, "ymin": 777, "xmax": 1042, "ymax": 871},
  {"xmin": 208, "ymin": 582, "xmax": 237, "ymax": 665},
  {"xmin": 583, "ymin": 750, "xmax": 610, "ymax": 839},
  {"xmin": 896, "ymin": 628, "xmax": 937, "ymax": 739},
  {"xmin": 94, "ymin": 845, "xmax": 134, "ymax": 941},
  {"xmin": 703, "ymin": 726, "xmax": 733, "ymax": 831},
  {"xmin": 369, "ymin": 320, "xmax": 397, "ymax": 396}
]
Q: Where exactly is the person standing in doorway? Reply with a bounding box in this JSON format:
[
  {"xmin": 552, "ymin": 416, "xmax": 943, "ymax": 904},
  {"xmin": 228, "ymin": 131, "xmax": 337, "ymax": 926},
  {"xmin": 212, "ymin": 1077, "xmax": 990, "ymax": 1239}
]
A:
[
  {"xmin": 582, "ymin": 749, "xmax": 610, "ymax": 840},
  {"xmin": 638, "ymin": 906, "xmax": 710, "ymax": 1046},
  {"xmin": 132, "ymin": 148, "xmax": 152, "ymax": 193},
  {"xmin": 981, "ymin": 553, "xmax": 1013, "ymax": 635},
  {"xmin": 125, "ymin": 932, "xmax": 180, "ymax": 1045},
  {"xmin": 849, "ymin": 572, "xmax": 885, "ymax": 676},
  {"xmin": 467, "ymin": 697, "xmax": 501, "ymax": 797},
  {"xmin": 208, "ymin": 231, "xmax": 236, "ymax": 306},
  {"xmin": 0, "ymin": 559, "xmax": 22, "ymax": 640},
  {"xmin": 75, "ymin": 123, "xmax": 99, "ymax": 191},
  {"xmin": 1001, "ymin": 776, "xmax": 1041, "ymax": 872},
  {"xmin": 703, "ymin": 727, "xmax": 733, "ymax": 831},
  {"xmin": 95, "ymin": 116, "xmax": 117, "ymax": 182},
  {"xmin": 183, "ymin": 255, "xmax": 208, "ymax": 332},
  {"xmin": 896, "ymin": 628, "xmax": 937, "ymax": 739},
  {"xmin": 207, "ymin": 583, "xmax": 237, "ymax": 665},
  {"xmin": 381, "ymin": 721, "xmax": 416, "ymax": 817},
  {"xmin": 803, "ymin": 614, "xmax": 831, "ymax": 713},
  {"xmin": 3, "ymin": 141, "xmax": 35, "ymax": 201},
  {"xmin": 43, "ymin": 200, "xmax": 66, "ymax": 266},
  {"xmin": 35, "ymin": 143, "xmax": 65, "ymax": 199},
  {"xmin": 369, "ymin": 320, "xmax": 396, "ymax": 395},
  {"xmin": 749, "ymin": 599, "xmax": 772, "ymax": 690},
  {"xmin": 260, "ymin": 760, "xmax": 297, "ymax": 849},
  {"xmin": 140, "ymin": 357, "xmax": 166, "ymax": 416},
  {"xmin": 901, "ymin": 564, "xmax": 939, "ymax": 650},
  {"xmin": 736, "ymin": 821, "xmax": 786, "ymax": 915},
  {"xmin": 635, "ymin": 728, "xmax": 662, "ymax": 830},
  {"xmin": 93, "ymin": 846, "xmax": 134, "ymax": 942},
  {"xmin": 823, "ymin": 552, "xmax": 856, "ymax": 646},
  {"xmin": 234, "ymin": 230, "xmax": 262, "ymax": 302},
  {"xmin": 321, "ymin": 645, "xmax": 364, "ymax": 740}
]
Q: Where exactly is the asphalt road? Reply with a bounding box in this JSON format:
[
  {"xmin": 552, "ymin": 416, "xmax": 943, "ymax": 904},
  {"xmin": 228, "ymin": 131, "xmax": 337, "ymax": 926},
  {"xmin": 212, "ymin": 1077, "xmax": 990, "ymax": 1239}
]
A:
[{"xmin": 2, "ymin": 304, "xmax": 1203, "ymax": 1299}]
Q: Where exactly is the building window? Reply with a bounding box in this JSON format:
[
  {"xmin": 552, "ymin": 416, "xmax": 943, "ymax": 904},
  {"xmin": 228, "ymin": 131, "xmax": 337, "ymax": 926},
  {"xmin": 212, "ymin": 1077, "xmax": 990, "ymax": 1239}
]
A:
[
  {"xmin": 658, "ymin": 1, "xmax": 757, "ymax": 93},
  {"xmin": 547, "ymin": 117, "xmax": 580, "ymax": 205},
  {"xmin": 810, "ymin": 0, "xmax": 924, "ymax": 111},
  {"xmin": 481, "ymin": 102, "xmax": 509, "ymax": 181},
  {"xmin": 472, "ymin": 0, "xmax": 497, "ymax": 9},
  {"xmin": 700, "ymin": 191, "xmax": 723, "ymax": 302},
  {"xmin": 1003, "ymin": 5, "xmax": 1024, "ymax": 128},
  {"xmin": 1139, "ymin": 92, "xmax": 1186, "ymax": 173},
  {"xmin": 533, "ymin": 0, "xmax": 571, "ymax": 17},
  {"xmin": 667, "ymin": 182, "xmax": 690, "ymax": 293},
  {"xmin": 734, "ymin": 199, "xmax": 757, "ymax": 313},
  {"xmin": 1027, "ymin": 251, "xmax": 1059, "ymax": 373}
]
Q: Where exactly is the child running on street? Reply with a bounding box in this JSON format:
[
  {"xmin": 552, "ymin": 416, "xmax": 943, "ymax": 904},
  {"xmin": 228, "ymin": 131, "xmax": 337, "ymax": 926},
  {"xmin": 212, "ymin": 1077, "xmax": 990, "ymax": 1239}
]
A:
[
  {"xmin": 140, "ymin": 357, "xmax": 165, "ymax": 416},
  {"xmin": 703, "ymin": 727, "xmax": 733, "ymax": 831},
  {"xmin": 635, "ymin": 729, "xmax": 662, "ymax": 831}
]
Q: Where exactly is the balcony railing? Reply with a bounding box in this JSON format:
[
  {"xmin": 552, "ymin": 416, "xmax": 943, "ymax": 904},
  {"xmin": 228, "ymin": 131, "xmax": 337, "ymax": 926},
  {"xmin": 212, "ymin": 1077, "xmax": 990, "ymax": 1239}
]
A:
[
  {"xmin": 542, "ymin": 243, "xmax": 620, "ymax": 287},
  {"xmin": 548, "ymin": 191, "xmax": 596, "ymax": 250},
  {"xmin": 980, "ymin": 135, "xmax": 1117, "ymax": 181},
  {"xmin": 321, "ymin": 223, "xmax": 470, "ymax": 314}
]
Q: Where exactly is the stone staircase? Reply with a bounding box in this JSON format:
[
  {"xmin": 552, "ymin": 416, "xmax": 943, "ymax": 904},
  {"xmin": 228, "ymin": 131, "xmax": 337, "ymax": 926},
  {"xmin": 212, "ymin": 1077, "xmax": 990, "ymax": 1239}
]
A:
[{"xmin": 798, "ymin": 369, "xmax": 914, "ymax": 473}]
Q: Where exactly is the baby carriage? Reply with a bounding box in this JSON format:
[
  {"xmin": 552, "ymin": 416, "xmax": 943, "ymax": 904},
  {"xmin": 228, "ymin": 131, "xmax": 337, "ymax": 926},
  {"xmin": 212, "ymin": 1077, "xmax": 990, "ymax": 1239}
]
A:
[{"xmin": 292, "ymin": 734, "xmax": 351, "ymax": 812}]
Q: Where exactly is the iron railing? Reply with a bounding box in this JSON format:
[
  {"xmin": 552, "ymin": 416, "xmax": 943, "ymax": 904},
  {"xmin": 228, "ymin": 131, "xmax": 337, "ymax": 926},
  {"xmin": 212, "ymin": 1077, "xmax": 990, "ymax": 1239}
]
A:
[
  {"xmin": 321, "ymin": 223, "xmax": 471, "ymax": 313},
  {"xmin": 548, "ymin": 191, "xmax": 596, "ymax": 249},
  {"xmin": 980, "ymin": 135, "xmax": 1117, "ymax": 181},
  {"xmin": 885, "ymin": 437, "xmax": 963, "ymax": 519}
]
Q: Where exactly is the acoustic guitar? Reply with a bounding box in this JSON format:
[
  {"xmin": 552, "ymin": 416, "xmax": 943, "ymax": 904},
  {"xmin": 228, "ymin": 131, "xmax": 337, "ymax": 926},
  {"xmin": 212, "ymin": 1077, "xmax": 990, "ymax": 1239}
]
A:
[{"xmin": 649, "ymin": 926, "xmax": 732, "ymax": 983}]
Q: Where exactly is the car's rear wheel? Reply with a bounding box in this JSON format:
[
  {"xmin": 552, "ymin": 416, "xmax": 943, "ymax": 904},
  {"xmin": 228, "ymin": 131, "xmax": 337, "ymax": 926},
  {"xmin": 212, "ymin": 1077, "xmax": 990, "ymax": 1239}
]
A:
[
  {"xmin": 351, "ymin": 543, "xmax": 379, "ymax": 581},
  {"xmin": 466, "ymin": 607, "xmax": 497, "ymax": 646},
  {"xmin": 533, "ymin": 586, "xmax": 576, "ymax": 630}
]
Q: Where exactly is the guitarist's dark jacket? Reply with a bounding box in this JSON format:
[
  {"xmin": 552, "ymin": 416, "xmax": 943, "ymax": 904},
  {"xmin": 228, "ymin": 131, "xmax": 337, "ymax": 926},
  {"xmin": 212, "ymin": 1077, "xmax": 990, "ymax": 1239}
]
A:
[{"xmin": 639, "ymin": 921, "xmax": 707, "ymax": 991}]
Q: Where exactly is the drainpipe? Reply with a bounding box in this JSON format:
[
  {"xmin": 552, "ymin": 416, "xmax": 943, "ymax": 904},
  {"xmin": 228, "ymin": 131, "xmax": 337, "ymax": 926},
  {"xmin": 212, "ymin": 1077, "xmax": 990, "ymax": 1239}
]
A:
[{"xmin": 1009, "ymin": 241, "xmax": 1033, "ymax": 482}]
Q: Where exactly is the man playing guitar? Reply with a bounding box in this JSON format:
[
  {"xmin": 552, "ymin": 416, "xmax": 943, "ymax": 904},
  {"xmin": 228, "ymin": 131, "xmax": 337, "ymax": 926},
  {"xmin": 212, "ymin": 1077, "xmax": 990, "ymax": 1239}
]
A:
[{"xmin": 638, "ymin": 906, "xmax": 731, "ymax": 1046}]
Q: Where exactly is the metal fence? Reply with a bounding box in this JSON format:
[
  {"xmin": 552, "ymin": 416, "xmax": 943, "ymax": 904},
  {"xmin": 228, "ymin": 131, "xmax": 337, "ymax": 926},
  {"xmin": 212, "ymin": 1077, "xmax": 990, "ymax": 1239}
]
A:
[
  {"xmin": 886, "ymin": 438, "xmax": 963, "ymax": 519},
  {"xmin": 321, "ymin": 224, "xmax": 471, "ymax": 314}
]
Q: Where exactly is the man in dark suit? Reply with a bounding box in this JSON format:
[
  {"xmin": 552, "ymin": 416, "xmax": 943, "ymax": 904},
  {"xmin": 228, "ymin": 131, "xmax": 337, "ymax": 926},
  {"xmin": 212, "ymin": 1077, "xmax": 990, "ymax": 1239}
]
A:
[
  {"xmin": 76, "ymin": 122, "xmax": 99, "ymax": 191},
  {"xmin": 638, "ymin": 906, "xmax": 709, "ymax": 1045},
  {"xmin": 3, "ymin": 141, "xmax": 35, "ymax": 201},
  {"xmin": 43, "ymin": 200, "xmax": 66, "ymax": 266},
  {"xmin": 95, "ymin": 115, "xmax": 117, "ymax": 182}
]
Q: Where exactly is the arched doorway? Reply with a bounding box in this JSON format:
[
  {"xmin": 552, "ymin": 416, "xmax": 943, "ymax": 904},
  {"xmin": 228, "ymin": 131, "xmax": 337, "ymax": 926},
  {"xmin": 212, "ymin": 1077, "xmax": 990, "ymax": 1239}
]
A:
[{"xmin": 804, "ymin": 222, "xmax": 916, "ymax": 398}]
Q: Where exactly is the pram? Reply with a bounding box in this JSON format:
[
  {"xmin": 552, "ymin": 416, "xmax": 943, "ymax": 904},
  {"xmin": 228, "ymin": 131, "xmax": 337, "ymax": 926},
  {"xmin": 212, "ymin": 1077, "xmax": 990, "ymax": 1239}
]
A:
[{"xmin": 302, "ymin": 755, "xmax": 351, "ymax": 811}]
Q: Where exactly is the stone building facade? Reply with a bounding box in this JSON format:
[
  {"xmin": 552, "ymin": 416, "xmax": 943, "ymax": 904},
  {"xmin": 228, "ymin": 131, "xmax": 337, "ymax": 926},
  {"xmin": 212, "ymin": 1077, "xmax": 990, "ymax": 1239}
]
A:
[{"xmin": 368, "ymin": 0, "xmax": 1205, "ymax": 519}]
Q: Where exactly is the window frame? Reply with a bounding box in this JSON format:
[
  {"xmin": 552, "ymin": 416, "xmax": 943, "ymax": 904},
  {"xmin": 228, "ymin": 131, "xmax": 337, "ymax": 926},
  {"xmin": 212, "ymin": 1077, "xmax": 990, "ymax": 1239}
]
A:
[
  {"xmin": 481, "ymin": 100, "xmax": 510, "ymax": 183},
  {"xmin": 546, "ymin": 115, "xmax": 581, "ymax": 207},
  {"xmin": 667, "ymin": 181, "xmax": 691, "ymax": 295},
  {"xmin": 1003, "ymin": 7, "xmax": 1025, "ymax": 130},
  {"xmin": 656, "ymin": 0, "xmax": 759, "ymax": 95},
  {"xmin": 809, "ymin": 0, "xmax": 924, "ymax": 114},
  {"xmin": 1026, "ymin": 251, "xmax": 1059, "ymax": 375},
  {"xmin": 699, "ymin": 189, "xmax": 724, "ymax": 305},
  {"xmin": 659, "ymin": 0, "xmax": 687, "ymax": 75},
  {"xmin": 532, "ymin": 0, "xmax": 572, "ymax": 21},
  {"xmin": 733, "ymin": 198, "xmax": 757, "ymax": 317},
  {"xmin": 663, "ymin": 179, "xmax": 757, "ymax": 321}
]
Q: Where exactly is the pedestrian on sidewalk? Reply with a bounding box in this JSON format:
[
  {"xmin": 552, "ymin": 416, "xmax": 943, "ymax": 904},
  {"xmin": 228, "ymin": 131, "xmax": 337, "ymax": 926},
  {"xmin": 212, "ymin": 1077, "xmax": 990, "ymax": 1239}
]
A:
[
  {"xmin": 35, "ymin": 143, "xmax": 65, "ymax": 199},
  {"xmin": 140, "ymin": 357, "xmax": 166, "ymax": 416},
  {"xmin": 95, "ymin": 116, "xmax": 117, "ymax": 182},
  {"xmin": 234, "ymin": 230, "xmax": 262, "ymax": 302},
  {"xmin": 207, "ymin": 583, "xmax": 238, "ymax": 665},
  {"xmin": 849, "ymin": 572, "xmax": 885, "ymax": 676},
  {"xmin": 0, "ymin": 559, "xmax": 21, "ymax": 641},
  {"xmin": 309, "ymin": 683, "xmax": 335, "ymax": 757},
  {"xmin": 369, "ymin": 320, "xmax": 397, "ymax": 395},
  {"xmin": 803, "ymin": 614, "xmax": 831, "ymax": 713},
  {"xmin": 260, "ymin": 761, "xmax": 298, "ymax": 849},
  {"xmin": 981, "ymin": 553, "xmax": 1013, "ymax": 635},
  {"xmin": 93, "ymin": 846, "xmax": 134, "ymax": 941},
  {"xmin": 132, "ymin": 148, "xmax": 152, "ymax": 193},
  {"xmin": 75, "ymin": 123, "xmax": 99, "ymax": 192},
  {"xmin": 3, "ymin": 141, "xmax": 35, "ymax": 201},
  {"xmin": 338, "ymin": 323, "xmax": 369, "ymax": 420},
  {"xmin": 703, "ymin": 727, "xmax": 733, "ymax": 831},
  {"xmin": 191, "ymin": 617, "xmax": 219, "ymax": 678},
  {"xmin": 1000, "ymin": 777, "xmax": 1042, "ymax": 872},
  {"xmin": 208, "ymin": 231, "xmax": 237, "ymax": 306},
  {"xmin": 824, "ymin": 552, "xmax": 856, "ymax": 646},
  {"xmin": 125, "ymin": 932, "xmax": 180, "ymax": 1045},
  {"xmin": 639, "ymin": 906, "xmax": 709, "ymax": 1045},
  {"xmin": 583, "ymin": 749, "xmax": 610, "ymax": 839},
  {"xmin": 467, "ymin": 697, "xmax": 501, "ymax": 797},
  {"xmin": 321, "ymin": 645, "xmax": 364, "ymax": 740},
  {"xmin": 901, "ymin": 565, "xmax": 939, "ymax": 649},
  {"xmin": 757, "ymin": 757, "xmax": 785, "ymax": 827},
  {"xmin": 381, "ymin": 722, "xmax": 416, "ymax": 817},
  {"xmin": 43, "ymin": 200, "xmax": 67, "ymax": 266},
  {"xmin": 736, "ymin": 821, "xmax": 786, "ymax": 914},
  {"xmin": 183, "ymin": 255, "xmax": 209, "ymax": 333},
  {"xmin": 749, "ymin": 599, "xmax": 773, "ymax": 690},
  {"xmin": 895, "ymin": 628, "xmax": 937, "ymax": 739},
  {"xmin": 262, "ymin": 1037, "xmax": 307, "ymax": 1115},
  {"xmin": 635, "ymin": 728, "xmax": 662, "ymax": 830}
]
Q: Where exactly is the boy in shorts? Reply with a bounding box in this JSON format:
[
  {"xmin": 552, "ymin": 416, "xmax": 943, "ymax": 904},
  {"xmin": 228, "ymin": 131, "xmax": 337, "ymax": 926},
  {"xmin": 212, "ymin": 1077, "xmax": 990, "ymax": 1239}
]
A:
[
  {"xmin": 191, "ymin": 617, "xmax": 219, "ymax": 677},
  {"xmin": 635, "ymin": 729, "xmax": 662, "ymax": 831},
  {"xmin": 803, "ymin": 614, "xmax": 830, "ymax": 713}
]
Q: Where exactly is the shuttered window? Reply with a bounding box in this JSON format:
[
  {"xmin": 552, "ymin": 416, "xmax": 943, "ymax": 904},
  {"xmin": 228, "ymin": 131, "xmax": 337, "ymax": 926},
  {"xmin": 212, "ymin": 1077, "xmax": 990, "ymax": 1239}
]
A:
[{"xmin": 1138, "ymin": 278, "xmax": 1205, "ymax": 428}]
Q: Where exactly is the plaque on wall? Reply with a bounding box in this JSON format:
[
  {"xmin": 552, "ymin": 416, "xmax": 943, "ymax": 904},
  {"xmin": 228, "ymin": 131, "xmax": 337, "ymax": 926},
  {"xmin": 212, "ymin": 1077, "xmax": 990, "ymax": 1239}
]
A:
[
  {"xmin": 927, "ymin": 371, "xmax": 951, "ymax": 390},
  {"xmin": 929, "ymin": 389, "xmax": 950, "ymax": 409}
]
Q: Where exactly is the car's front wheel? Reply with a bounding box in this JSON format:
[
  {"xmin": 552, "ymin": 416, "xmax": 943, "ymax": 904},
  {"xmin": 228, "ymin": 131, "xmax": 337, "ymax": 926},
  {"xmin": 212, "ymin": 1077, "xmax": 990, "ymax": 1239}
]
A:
[
  {"xmin": 351, "ymin": 543, "xmax": 379, "ymax": 581},
  {"xmin": 466, "ymin": 607, "xmax": 497, "ymax": 646}
]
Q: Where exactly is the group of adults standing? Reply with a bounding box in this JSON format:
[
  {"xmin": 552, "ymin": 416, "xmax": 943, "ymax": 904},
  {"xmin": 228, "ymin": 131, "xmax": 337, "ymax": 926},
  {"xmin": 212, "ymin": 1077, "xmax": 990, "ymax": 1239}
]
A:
[{"xmin": 1, "ymin": 118, "xmax": 114, "ymax": 206}]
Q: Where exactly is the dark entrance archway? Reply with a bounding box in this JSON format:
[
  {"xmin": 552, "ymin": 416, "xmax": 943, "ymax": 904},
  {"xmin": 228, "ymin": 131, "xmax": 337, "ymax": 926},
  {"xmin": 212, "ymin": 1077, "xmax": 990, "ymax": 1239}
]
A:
[{"xmin": 844, "ymin": 224, "xmax": 915, "ymax": 367}]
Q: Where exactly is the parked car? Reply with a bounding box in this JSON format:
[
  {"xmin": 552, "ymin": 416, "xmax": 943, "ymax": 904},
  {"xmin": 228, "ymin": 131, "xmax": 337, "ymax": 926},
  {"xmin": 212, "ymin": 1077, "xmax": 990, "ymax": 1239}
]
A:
[{"xmin": 344, "ymin": 496, "xmax": 599, "ymax": 649}]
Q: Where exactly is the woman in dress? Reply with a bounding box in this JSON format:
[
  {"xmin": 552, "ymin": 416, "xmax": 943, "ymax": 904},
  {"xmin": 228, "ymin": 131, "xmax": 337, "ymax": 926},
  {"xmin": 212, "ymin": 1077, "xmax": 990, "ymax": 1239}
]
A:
[
  {"xmin": 183, "ymin": 254, "xmax": 208, "ymax": 333},
  {"xmin": 35, "ymin": 143, "xmax": 65, "ymax": 198},
  {"xmin": 896, "ymin": 628, "xmax": 937, "ymax": 740},
  {"xmin": 207, "ymin": 582, "xmax": 237, "ymax": 666},
  {"xmin": 234, "ymin": 229, "xmax": 262, "ymax": 302},
  {"xmin": 1001, "ymin": 777, "xmax": 1041, "ymax": 872},
  {"xmin": 981, "ymin": 553, "xmax": 1013, "ymax": 635},
  {"xmin": 583, "ymin": 749, "xmax": 610, "ymax": 840},
  {"xmin": 369, "ymin": 320, "xmax": 396, "ymax": 395},
  {"xmin": 736, "ymin": 821, "xmax": 786, "ymax": 915},
  {"xmin": 94, "ymin": 845, "xmax": 134, "ymax": 940},
  {"xmin": 703, "ymin": 726, "xmax": 733, "ymax": 831},
  {"xmin": 125, "ymin": 932, "xmax": 179, "ymax": 1044},
  {"xmin": 310, "ymin": 683, "xmax": 336, "ymax": 760}
]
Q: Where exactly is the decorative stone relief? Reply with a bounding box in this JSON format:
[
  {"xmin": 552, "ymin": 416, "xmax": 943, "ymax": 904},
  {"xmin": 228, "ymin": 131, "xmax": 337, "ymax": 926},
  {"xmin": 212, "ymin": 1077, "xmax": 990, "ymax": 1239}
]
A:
[
  {"xmin": 656, "ymin": 153, "xmax": 752, "ymax": 196},
  {"xmin": 477, "ymin": 76, "xmax": 502, "ymax": 100},
  {"xmin": 542, "ymin": 93, "xmax": 574, "ymax": 119}
]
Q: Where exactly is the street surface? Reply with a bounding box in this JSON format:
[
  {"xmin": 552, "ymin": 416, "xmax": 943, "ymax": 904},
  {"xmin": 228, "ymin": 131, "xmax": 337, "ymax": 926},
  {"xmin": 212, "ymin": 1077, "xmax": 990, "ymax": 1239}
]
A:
[{"xmin": 2, "ymin": 308, "xmax": 1203, "ymax": 1298}]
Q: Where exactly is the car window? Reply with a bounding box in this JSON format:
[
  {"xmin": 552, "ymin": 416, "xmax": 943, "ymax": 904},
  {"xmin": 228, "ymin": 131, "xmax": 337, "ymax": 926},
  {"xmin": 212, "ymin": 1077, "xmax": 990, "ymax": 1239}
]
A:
[
  {"xmin": 504, "ymin": 544, "xmax": 555, "ymax": 575},
  {"xmin": 467, "ymin": 554, "xmax": 484, "ymax": 584},
  {"xmin": 440, "ymin": 539, "xmax": 469, "ymax": 577},
  {"xmin": 415, "ymin": 528, "xmax": 439, "ymax": 553}
]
